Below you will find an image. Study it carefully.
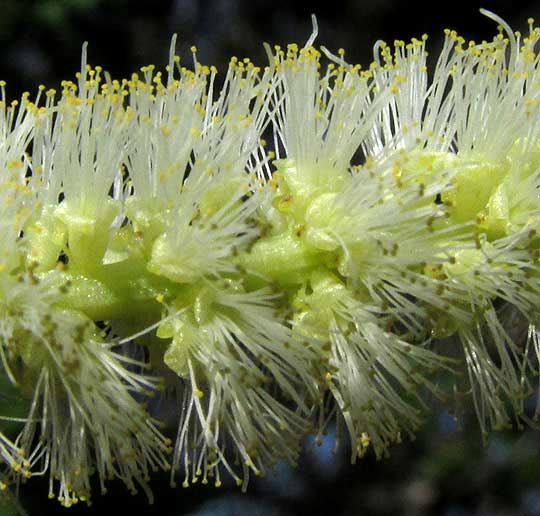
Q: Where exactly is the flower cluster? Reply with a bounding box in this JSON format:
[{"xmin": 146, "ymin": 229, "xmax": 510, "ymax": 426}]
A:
[{"xmin": 1, "ymin": 9, "xmax": 540, "ymax": 507}]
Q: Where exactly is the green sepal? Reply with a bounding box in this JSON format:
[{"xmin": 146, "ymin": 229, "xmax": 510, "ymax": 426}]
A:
[
  {"xmin": 292, "ymin": 269, "xmax": 350, "ymax": 342},
  {"xmin": 199, "ymin": 174, "xmax": 246, "ymax": 218},
  {"xmin": 148, "ymin": 234, "xmax": 201, "ymax": 284},
  {"xmin": 442, "ymin": 159, "xmax": 508, "ymax": 224},
  {"xmin": 237, "ymin": 231, "xmax": 321, "ymax": 286},
  {"xmin": 55, "ymin": 198, "xmax": 120, "ymax": 272},
  {"xmin": 25, "ymin": 206, "xmax": 67, "ymax": 272}
]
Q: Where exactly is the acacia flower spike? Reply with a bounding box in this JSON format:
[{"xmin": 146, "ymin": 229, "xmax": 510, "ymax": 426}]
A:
[{"xmin": 2, "ymin": 10, "xmax": 540, "ymax": 508}]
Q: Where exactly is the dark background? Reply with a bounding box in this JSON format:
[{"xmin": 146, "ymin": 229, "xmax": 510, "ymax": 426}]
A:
[
  {"xmin": 2, "ymin": 0, "xmax": 539, "ymax": 100},
  {"xmin": 3, "ymin": 0, "xmax": 540, "ymax": 515}
]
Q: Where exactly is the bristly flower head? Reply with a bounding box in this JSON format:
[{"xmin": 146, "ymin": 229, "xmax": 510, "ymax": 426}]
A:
[{"xmin": 2, "ymin": 9, "xmax": 540, "ymax": 508}]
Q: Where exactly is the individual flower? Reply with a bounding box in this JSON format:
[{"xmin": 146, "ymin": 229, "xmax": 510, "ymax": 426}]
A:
[
  {"xmin": 291, "ymin": 269, "xmax": 447, "ymax": 459},
  {"xmin": 141, "ymin": 52, "xmax": 319, "ymax": 487},
  {"xmin": 360, "ymin": 10, "xmax": 540, "ymax": 432},
  {"xmin": 1, "ymin": 285, "xmax": 172, "ymax": 506},
  {"xmin": 160, "ymin": 280, "xmax": 314, "ymax": 488},
  {"xmin": 0, "ymin": 51, "xmax": 171, "ymax": 507},
  {"xmin": 26, "ymin": 50, "xmax": 130, "ymax": 275}
]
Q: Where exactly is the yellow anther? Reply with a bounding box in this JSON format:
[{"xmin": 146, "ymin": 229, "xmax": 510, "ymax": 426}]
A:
[
  {"xmin": 160, "ymin": 125, "xmax": 172, "ymax": 136},
  {"xmin": 360, "ymin": 432, "xmax": 370, "ymax": 447}
]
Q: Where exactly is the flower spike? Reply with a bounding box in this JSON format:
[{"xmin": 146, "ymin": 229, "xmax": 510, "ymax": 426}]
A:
[{"xmin": 2, "ymin": 12, "xmax": 540, "ymax": 508}]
